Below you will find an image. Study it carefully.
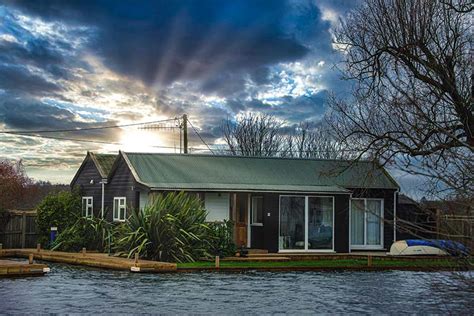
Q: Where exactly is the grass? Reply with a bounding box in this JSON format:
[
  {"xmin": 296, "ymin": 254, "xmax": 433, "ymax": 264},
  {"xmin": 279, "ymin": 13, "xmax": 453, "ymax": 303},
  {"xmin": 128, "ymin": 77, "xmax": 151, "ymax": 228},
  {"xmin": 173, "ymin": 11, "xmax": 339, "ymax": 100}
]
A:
[{"xmin": 177, "ymin": 258, "xmax": 466, "ymax": 270}]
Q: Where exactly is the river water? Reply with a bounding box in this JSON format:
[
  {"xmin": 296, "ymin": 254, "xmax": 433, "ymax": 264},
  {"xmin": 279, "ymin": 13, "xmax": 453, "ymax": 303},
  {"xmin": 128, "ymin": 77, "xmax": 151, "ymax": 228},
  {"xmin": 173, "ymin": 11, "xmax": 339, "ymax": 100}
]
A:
[{"xmin": 0, "ymin": 263, "xmax": 472, "ymax": 314}]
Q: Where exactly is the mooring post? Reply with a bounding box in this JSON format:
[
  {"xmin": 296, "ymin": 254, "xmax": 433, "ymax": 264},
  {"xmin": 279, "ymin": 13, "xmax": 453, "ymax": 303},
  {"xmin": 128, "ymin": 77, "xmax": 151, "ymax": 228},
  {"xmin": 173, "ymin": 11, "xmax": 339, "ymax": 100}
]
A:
[
  {"xmin": 134, "ymin": 253, "xmax": 139, "ymax": 267},
  {"xmin": 82, "ymin": 247, "xmax": 86, "ymax": 256},
  {"xmin": 367, "ymin": 255, "xmax": 373, "ymax": 267},
  {"xmin": 28, "ymin": 253, "xmax": 33, "ymax": 264},
  {"xmin": 0, "ymin": 243, "xmax": 3, "ymax": 251},
  {"xmin": 215, "ymin": 256, "xmax": 220, "ymax": 269},
  {"xmin": 36, "ymin": 243, "xmax": 41, "ymax": 253}
]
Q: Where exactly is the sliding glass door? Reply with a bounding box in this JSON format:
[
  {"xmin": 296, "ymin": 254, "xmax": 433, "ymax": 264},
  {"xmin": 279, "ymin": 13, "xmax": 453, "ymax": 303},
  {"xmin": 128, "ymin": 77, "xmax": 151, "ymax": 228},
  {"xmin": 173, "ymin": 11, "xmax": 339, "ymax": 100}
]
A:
[
  {"xmin": 279, "ymin": 196, "xmax": 305, "ymax": 250},
  {"xmin": 351, "ymin": 199, "xmax": 384, "ymax": 249},
  {"xmin": 279, "ymin": 196, "xmax": 334, "ymax": 251},
  {"xmin": 308, "ymin": 197, "xmax": 333, "ymax": 250}
]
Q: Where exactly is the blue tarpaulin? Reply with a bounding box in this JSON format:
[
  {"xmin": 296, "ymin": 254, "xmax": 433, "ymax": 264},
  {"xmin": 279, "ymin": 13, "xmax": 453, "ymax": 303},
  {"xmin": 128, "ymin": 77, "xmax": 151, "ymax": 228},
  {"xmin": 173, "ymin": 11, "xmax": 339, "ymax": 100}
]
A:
[{"xmin": 405, "ymin": 239, "xmax": 469, "ymax": 256}]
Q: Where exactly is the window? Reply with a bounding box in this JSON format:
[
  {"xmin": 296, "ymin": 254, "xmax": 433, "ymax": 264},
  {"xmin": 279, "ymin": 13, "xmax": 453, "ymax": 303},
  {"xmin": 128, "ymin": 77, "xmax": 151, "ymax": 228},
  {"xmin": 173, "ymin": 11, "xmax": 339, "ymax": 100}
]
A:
[
  {"xmin": 204, "ymin": 193, "xmax": 230, "ymax": 222},
  {"xmin": 279, "ymin": 196, "xmax": 334, "ymax": 251},
  {"xmin": 251, "ymin": 196, "xmax": 263, "ymax": 225},
  {"xmin": 113, "ymin": 197, "xmax": 127, "ymax": 222},
  {"xmin": 351, "ymin": 199, "xmax": 384, "ymax": 249},
  {"xmin": 82, "ymin": 197, "xmax": 93, "ymax": 217}
]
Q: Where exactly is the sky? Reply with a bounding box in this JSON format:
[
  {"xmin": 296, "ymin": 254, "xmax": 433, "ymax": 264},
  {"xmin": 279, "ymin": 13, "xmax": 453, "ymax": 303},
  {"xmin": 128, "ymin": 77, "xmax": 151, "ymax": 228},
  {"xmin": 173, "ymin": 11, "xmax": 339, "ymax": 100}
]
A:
[{"xmin": 0, "ymin": 0, "xmax": 421, "ymax": 195}]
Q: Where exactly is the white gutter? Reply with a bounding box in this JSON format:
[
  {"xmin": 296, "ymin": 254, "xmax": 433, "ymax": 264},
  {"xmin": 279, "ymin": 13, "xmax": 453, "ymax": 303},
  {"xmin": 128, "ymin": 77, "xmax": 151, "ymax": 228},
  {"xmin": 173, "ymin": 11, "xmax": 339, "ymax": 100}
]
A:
[
  {"xmin": 348, "ymin": 192, "xmax": 353, "ymax": 253},
  {"xmin": 393, "ymin": 189, "xmax": 399, "ymax": 242},
  {"xmin": 100, "ymin": 179, "xmax": 107, "ymax": 218}
]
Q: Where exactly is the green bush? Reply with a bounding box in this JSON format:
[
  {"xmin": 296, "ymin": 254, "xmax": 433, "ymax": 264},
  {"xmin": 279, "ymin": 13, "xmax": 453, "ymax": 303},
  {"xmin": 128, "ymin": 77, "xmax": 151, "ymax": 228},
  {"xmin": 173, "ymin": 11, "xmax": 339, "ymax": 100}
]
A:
[
  {"xmin": 206, "ymin": 220, "xmax": 236, "ymax": 257},
  {"xmin": 51, "ymin": 215, "xmax": 114, "ymax": 252},
  {"xmin": 36, "ymin": 190, "xmax": 81, "ymax": 246},
  {"xmin": 114, "ymin": 192, "xmax": 210, "ymax": 263}
]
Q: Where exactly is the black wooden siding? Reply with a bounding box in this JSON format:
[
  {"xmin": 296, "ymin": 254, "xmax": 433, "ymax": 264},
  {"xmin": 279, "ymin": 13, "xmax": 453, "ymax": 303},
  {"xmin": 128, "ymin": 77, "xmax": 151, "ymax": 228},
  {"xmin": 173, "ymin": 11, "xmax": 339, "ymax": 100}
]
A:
[
  {"xmin": 259, "ymin": 193, "xmax": 351, "ymax": 253},
  {"xmin": 72, "ymin": 157, "xmax": 104, "ymax": 217},
  {"xmin": 103, "ymin": 156, "xmax": 141, "ymax": 222},
  {"xmin": 256, "ymin": 189, "xmax": 395, "ymax": 253}
]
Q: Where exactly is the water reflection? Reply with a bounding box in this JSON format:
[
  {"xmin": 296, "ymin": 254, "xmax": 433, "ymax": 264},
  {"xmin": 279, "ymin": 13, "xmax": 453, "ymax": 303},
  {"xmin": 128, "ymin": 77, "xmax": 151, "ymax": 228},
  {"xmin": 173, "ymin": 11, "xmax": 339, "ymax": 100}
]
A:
[{"xmin": 0, "ymin": 263, "xmax": 472, "ymax": 314}]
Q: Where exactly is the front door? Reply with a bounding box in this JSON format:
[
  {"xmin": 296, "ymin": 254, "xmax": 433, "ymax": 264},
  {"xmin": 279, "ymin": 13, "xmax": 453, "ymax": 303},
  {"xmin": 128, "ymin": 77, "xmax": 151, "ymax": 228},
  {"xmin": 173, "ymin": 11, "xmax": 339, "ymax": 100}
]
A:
[{"xmin": 232, "ymin": 193, "xmax": 248, "ymax": 247}]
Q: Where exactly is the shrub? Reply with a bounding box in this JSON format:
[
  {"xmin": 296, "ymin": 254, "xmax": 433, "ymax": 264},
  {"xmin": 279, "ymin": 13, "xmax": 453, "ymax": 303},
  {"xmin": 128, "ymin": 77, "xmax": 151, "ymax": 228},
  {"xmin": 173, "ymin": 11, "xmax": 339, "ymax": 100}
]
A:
[
  {"xmin": 114, "ymin": 192, "xmax": 210, "ymax": 263},
  {"xmin": 36, "ymin": 190, "xmax": 81, "ymax": 246},
  {"xmin": 206, "ymin": 220, "xmax": 236, "ymax": 257},
  {"xmin": 51, "ymin": 215, "xmax": 114, "ymax": 252}
]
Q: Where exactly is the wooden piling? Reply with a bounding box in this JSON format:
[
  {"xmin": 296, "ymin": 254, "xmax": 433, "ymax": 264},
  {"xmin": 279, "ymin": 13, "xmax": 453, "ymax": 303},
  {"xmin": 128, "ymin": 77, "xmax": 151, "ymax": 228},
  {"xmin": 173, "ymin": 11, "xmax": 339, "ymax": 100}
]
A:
[
  {"xmin": 82, "ymin": 247, "xmax": 86, "ymax": 256},
  {"xmin": 134, "ymin": 253, "xmax": 139, "ymax": 266},
  {"xmin": 36, "ymin": 243, "xmax": 41, "ymax": 252},
  {"xmin": 28, "ymin": 253, "xmax": 34, "ymax": 264},
  {"xmin": 367, "ymin": 255, "xmax": 373, "ymax": 267},
  {"xmin": 215, "ymin": 256, "xmax": 220, "ymax": 269}
]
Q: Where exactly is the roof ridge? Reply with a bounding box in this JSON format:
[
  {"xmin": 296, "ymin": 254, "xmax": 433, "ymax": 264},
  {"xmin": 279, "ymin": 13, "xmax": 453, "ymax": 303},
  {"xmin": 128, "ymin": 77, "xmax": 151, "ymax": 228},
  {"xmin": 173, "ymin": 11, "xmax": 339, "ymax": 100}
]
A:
[{"xmin": 123, "ymin": 151, "xmax": 373, "ymax": 164}]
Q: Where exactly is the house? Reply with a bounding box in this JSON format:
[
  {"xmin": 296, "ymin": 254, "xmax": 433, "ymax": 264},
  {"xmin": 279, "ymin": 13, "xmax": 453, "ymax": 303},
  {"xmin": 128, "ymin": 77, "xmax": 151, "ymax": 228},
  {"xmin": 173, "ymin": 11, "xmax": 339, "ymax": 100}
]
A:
[
  {"xmin": 71, "ymin": 151, "xmax": 400, "ymax": 253},
  {"xmin": 396, "ymin": 194, "xmax": 436, "ymax": 240},
  {"xmin": 70, "ymin": 152, "xmax": 117, "ymax": 218}
]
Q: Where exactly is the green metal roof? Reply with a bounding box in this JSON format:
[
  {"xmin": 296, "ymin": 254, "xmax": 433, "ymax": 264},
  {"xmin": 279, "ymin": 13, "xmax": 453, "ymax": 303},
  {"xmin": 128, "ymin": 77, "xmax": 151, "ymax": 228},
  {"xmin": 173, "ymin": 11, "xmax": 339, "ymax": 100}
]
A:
[
  {"xmin": 91, "ymin": 153, "xmax": 117, "ymax": 178},
  {"xmin": 122, "ymin": 152, "xmax": 399, "ymax": 192}
]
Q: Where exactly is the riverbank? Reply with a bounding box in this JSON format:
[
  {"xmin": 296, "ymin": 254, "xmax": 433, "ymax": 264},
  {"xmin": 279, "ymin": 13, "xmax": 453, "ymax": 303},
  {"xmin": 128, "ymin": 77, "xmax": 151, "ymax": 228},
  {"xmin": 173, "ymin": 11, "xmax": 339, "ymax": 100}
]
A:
[{"xmin": 1, "ymin": 248, "xmax": 470, "ymax": 273}]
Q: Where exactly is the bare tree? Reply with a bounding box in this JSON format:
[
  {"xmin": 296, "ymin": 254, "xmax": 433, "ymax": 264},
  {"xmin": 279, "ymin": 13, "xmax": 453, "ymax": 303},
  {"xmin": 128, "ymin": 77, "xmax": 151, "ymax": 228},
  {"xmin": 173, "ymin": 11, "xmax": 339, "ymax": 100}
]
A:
[
  {"xmin": 221, "ymin": 114, "xmax": 355, "ymax": 159},
  {"xmin": 285, "ymin": 122, "xmax": 356, "ymax": 159},
  {"xmin": 221, "ymin": 113, "xmax": 287, "ymax": 156},
  {"xmin": 328, "ymin": 0, "xmax": 473, "ymax": 198}
]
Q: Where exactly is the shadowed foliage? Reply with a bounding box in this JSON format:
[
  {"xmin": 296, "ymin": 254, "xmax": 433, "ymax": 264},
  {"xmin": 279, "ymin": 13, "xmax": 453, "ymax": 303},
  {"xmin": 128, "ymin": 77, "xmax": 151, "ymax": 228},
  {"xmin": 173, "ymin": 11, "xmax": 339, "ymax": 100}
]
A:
[{"xmin": 114, "ymin": 192, "xmax": 211, "ymax": 263}]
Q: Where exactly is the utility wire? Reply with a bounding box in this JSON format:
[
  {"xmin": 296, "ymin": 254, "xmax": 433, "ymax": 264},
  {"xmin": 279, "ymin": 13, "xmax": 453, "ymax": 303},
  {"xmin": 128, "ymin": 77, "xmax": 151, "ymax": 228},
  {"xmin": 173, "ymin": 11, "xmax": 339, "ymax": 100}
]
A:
[
  {"xmin": 5, "ymin": 133, "xmax": 122, "ymax": 145},
  {"xmin": 0, "ymin": 118, "xmax": 178, "ymax": 135},
  {"xmin": 5, "ymin": 132, "xmax": 184, "ymax": 150},
  {"xmin": 186, "ymin": 118, "xmax": 215, "ymax": 155}
]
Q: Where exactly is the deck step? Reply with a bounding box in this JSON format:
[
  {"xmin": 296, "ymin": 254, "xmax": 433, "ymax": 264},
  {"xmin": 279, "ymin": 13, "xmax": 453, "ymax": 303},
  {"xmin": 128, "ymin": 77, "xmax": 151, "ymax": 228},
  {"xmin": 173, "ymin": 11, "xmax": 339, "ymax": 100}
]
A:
[{"xmin": 245, "ymin": 249, "xmax": 268, "ymax": 255}]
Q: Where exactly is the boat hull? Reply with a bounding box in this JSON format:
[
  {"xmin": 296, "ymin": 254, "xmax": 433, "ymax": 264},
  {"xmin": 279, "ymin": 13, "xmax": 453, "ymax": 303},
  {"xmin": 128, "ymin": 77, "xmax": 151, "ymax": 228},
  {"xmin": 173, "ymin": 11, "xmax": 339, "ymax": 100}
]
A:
[{"xmin": 389, "ymin": 240, "xmax": 448, "ymax": 256}]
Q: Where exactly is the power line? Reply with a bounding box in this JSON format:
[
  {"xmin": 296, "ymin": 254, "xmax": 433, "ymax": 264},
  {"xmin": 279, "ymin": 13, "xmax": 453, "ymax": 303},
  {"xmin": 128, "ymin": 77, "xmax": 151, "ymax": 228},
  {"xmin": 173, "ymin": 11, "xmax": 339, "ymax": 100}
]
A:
[
  {"xmin": 5, "ymin": 133, "xmax": 122, "ymax": 145},
  {"xmin": 5, "ymin": 132, "xmax": 184, "ymax": 150},
  {"xmin": 0, "ymin": 118, "xmax": 178, "ymax": 135},
  {"xmin": 186, "ymin": 118, "xmax": 215, "ymax": 155}
]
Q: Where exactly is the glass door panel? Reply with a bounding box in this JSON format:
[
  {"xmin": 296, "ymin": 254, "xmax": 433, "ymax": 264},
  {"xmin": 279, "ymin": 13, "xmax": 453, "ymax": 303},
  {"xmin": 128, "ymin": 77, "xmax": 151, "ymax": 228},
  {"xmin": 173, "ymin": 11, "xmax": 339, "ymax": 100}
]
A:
[
  {"xmin": 351, "ymin": 199, "xmax": 365, "ymax": 245},
  {"xmin": 279, "ymin": 196, "xmax": 305, "ymax": 250},
  {"xmin": 308, "ymin": 197, "xmax": 333, "ymax": 250},
  {"xmin": 366, "ymin": 200, "xmax": 382, "ymax": 245}
]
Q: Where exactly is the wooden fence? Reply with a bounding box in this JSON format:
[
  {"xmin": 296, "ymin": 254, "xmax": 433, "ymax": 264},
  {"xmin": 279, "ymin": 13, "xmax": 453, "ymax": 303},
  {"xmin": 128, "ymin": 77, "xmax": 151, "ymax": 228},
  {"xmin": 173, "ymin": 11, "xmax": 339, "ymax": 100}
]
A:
[
  {"xmin": 0, "ymin": 210, "xmax": 38, "ymax": 249},
  {"xmin": 437, "ymin": 214, "xmax": 474, "ymax": 252}
]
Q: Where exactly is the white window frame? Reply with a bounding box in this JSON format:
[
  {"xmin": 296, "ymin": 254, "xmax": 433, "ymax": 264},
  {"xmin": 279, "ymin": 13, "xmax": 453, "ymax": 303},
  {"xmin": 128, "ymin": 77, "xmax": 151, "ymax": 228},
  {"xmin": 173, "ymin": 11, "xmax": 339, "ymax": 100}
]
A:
[
  {"xmin": 278, "ymin": 195, "xmax": 335, "ymax": 253},
  {"xmin": 251, "ymin": 196, "xmax": 264, "ymax": 226},
  {"xmin": 350, "ymin": 198, "xmax": 384, "ymax": 250},
  {"xmin": 82, "ymin": 197, "xmax": 93, "ymax": 217},
  {"xmin": 113, "ymin": 197, "xmax": 127, "ymax": 222}
]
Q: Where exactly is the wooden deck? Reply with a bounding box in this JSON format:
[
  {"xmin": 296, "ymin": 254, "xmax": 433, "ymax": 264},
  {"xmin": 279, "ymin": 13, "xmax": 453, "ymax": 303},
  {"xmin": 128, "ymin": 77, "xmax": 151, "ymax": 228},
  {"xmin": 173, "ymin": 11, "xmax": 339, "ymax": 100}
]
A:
[
  {"xmin": 229, "ymin": 251, "xmax": 449, "ymax": 262},
  {"xmin": 0, "ymin": 259, "xmax": 49, "ymax": 277},
  {"xmin": 1, "ymin": 249, "xmax": 177, "ymax": 273}
]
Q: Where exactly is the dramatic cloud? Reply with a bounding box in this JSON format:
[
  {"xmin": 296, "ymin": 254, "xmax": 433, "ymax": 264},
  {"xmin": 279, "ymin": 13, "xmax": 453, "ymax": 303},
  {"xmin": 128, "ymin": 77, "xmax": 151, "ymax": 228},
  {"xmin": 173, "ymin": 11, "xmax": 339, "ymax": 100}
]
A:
[{"xmin": 0, "ymin": 0, "xmax": 362, "ymax": 184}]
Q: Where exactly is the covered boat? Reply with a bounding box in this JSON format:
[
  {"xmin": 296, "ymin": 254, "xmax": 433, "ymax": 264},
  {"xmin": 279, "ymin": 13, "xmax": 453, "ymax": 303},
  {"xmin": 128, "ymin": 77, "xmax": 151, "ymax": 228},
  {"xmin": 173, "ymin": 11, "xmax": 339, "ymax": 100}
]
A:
[{"xmin": 389, "ymin": 239, "xmax": 468, "ymax": 256}]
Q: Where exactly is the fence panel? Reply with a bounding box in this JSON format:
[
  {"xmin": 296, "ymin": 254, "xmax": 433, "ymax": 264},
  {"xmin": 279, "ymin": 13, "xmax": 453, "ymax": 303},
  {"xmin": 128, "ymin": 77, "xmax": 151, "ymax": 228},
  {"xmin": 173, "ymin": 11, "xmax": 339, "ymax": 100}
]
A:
[{"xmin": 0, "ymin": 210, "xmax": 38, "ymax": 249}]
